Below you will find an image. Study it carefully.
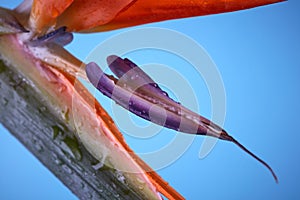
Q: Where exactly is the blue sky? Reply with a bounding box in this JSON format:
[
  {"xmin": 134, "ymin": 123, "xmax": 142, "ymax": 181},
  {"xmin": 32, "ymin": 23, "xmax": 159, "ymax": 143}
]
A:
[{"xmin": 1, "ymin": 1, "xmax": 300, "ymax": 199}]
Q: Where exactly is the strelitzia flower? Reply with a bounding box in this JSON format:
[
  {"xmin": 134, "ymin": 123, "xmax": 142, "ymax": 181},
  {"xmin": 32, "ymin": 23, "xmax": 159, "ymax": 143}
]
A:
[{"xmin": 0, "ymin": 0, "xmax": 285, "ymax": 199}]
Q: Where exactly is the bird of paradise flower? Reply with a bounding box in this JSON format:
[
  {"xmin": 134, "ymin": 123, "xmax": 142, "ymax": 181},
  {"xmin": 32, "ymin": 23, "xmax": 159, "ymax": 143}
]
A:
[{"xmin": 0, "ymin": 0, "xmax": 285, "ymax": 199}]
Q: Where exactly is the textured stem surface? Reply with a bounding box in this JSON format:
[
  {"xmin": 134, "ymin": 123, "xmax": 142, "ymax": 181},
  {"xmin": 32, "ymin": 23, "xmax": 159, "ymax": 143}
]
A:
[{"xmin": 0, "ymin": 59, "xmax": 145, "ymax": 200}]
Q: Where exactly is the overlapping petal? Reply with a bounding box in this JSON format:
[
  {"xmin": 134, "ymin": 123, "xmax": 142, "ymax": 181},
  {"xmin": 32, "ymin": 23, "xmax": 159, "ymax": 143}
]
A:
[
  {"xmin": 27, "ymin": 0, "xmax": 284, "ymax": 33},
  {"xmin": 29, "ymin": 0, "xmax": 73, "ymax": 32},
  {"xmin": 76, "ymin": 0, "xmax": 285, "ymax": 32},
  {"xmin": 56, "ymin": 0, "xmax": 135, "ymax": 32},
  {"xmin": 28, "ymin": 0, "xmax": 135, "ymax": 33}
]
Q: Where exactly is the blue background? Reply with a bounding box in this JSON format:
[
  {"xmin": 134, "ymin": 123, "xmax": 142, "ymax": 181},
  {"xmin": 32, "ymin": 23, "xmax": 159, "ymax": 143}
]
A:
[{"xmin": 1, "ymin": 0, "xmax": 299, "ymax": 199}]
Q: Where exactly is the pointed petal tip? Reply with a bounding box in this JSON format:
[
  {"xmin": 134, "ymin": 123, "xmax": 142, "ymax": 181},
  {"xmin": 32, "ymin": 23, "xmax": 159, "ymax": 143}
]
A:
[
  {"xmin": 107, "ymin": 55, "xmax": 127, "ymax": 78},
  {"xmin": 229, "ymin": 137, "xmax": 279, "ymax": 184},
  {"xmin": 274, "ymin": 173, "xmax": 279, "ymax": 184},
  {"xmin": 85, "ymin": 62, "xmax": 103, "ymax": 87},
  {"xmin": 106, "ymin": 55, "xmax": 119, "ymax": 66}
]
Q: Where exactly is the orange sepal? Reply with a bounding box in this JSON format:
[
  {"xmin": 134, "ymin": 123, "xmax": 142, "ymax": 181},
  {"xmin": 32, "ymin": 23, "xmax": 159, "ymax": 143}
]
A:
[
  {"xmin": 56, "ymin": 0, "xmax": 134, "ymax": 32},
  {"xmin": 29, "ymin": 0, "xmax": 73, "ymax": 32},
  {"xmin": 81, "ymin": 0, "xmax": 285, "ymax": 32}
]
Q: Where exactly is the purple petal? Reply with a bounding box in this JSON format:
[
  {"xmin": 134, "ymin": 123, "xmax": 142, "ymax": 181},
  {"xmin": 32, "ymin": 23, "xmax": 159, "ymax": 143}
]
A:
[
  {"xmin": 86, "ymin": 62, "xmax": 115, "ymax": 98},
  {"xmin": 86, "ymin": 57, "xmax": 278, "ymax": 183},
  {"xmin": 107, "ymin": 55, "xmax": 180, "ymax": 105},
  {"xmin": 29, "ymin": 26, "xmax": 73, "ymax": 47}
]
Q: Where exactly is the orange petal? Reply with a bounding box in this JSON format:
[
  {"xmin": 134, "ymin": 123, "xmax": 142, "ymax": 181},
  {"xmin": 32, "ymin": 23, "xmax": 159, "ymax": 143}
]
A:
[
  {"xmin": 29, "ymin": 0, "xmax": 73, "ymax": 32},
  {"xmin": 83, "ymin": 0, "xmax": 285, "ymax": 32},
  {"xmin": 56, "ymin": 0, "xmax": 135, "ymax": 32}
]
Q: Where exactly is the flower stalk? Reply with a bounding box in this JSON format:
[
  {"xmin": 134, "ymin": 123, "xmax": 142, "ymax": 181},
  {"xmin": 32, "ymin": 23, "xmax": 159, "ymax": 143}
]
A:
[{"xmin": 0, "ymin": 59, "xmax": 148, "ymax": 200}]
